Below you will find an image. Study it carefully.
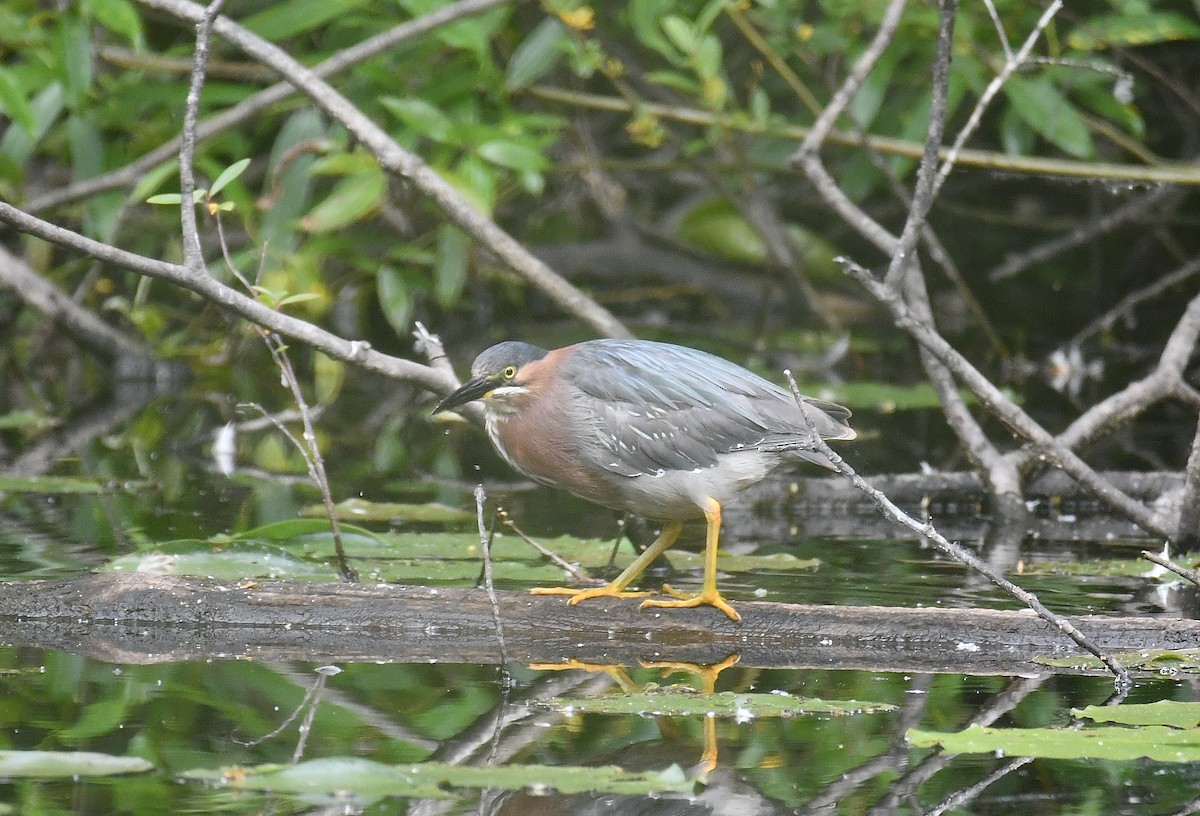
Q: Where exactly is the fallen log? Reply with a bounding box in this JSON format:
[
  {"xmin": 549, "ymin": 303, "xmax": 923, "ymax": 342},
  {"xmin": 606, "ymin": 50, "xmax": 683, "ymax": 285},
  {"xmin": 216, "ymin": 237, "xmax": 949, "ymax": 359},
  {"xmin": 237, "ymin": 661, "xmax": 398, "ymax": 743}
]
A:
[{"xmin": 0, "ymin": 574, "xmax": 1195, "ymax": 677}]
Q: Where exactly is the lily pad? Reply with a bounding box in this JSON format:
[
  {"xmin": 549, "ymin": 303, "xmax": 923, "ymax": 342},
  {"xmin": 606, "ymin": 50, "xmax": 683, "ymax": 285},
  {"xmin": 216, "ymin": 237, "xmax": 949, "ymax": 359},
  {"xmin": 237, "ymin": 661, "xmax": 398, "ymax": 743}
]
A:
[
  {"xmin": 98, "ymin": 523, "xmax": 820, "ymax": 587},
  {"xmin": 1018, "ymin": 558, "xmax": 1183, "ymax": 579},
  {"xmin": 228, "ymin": 518, "xmax": 381, "ymax": 543},
  {"xmin": 104, "ymin": 541, "xmax": 336, "ymax": 580},
  {"xmin": 1033, "ymin": 649, "xmax": 1200, "ymax": 674},
  {"xmin": 301, "ymin": 498, "xmax": 475, "ymax": 525},
  {"xmin": 0, "ymin": 750, "xmax": 153, "ymax": 778},
  {"xmin": 0, "ymin": 476, "xmax": 149, "ymax": 494},
  {"xmin": 1072, "ymin": 701, "xmax": 1200, "ymax": 729},
  {"xmin": 907, "ymin": 723, "xmax": 1200, "ymax": 762},
  {"xmin": 537, "ymin": 690, "xmax": 896, "ymax": 719},
  {"xmin": 181, "ymin": 756, "xmax": 689, "ymax": 797}
]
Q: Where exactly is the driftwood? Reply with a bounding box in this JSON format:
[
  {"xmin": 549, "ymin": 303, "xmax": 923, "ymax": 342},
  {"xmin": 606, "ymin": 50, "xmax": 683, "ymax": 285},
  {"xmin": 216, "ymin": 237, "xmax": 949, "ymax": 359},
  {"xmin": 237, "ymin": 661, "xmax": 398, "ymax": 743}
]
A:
[{"xmin": 0, "ymin": 574, "xmax": 1195, "ymax": 677}]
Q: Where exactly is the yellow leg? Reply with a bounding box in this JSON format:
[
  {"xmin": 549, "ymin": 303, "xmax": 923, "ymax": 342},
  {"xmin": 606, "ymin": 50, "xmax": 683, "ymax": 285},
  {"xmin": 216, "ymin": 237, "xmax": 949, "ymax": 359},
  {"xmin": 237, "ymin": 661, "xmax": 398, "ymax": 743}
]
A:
[
  {"xmin": 531, "ymin": 521, "xmax": 683, "ymax": 605},
  {"xmin": 642, "ymin": 498, "xmax": 741, "ymax": 621}
]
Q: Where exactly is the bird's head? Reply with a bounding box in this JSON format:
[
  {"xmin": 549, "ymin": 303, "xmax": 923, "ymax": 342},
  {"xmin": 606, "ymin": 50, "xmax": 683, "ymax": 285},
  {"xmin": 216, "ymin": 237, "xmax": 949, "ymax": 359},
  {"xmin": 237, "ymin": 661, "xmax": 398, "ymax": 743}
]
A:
[{"xmin": 432, "ymin": 341, "xmax": 550, "ymax": 416}]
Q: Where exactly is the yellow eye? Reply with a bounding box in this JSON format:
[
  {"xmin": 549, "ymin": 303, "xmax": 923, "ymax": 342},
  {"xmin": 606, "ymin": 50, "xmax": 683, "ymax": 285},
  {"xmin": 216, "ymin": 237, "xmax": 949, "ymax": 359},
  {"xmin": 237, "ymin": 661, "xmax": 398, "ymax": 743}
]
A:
[{"xmin": 502, "ymin": 365, "xmax": 518, "ymax": 380}]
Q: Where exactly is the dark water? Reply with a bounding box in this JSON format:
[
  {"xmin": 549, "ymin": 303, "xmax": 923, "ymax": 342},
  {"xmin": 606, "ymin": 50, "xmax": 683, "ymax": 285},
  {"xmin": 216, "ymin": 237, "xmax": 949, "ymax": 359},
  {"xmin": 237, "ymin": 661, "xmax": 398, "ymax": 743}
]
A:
[{"xmin": 0, "ymin": 391, "xmax": 1195, "ymax": 815}]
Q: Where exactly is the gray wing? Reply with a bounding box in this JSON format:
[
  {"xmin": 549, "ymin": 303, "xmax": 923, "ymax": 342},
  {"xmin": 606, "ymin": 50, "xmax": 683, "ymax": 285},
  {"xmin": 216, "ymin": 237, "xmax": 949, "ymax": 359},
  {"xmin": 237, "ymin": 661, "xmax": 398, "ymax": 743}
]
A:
[{"xmin": 566, "ymin": 340, "xmax": 853, "ymax": 477}]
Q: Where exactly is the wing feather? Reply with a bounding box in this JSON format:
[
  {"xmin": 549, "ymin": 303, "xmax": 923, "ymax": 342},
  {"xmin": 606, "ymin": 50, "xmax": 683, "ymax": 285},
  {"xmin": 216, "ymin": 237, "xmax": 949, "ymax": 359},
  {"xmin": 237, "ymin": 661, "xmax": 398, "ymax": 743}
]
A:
[{"xmin": 564, "ymin": 340, "xmax": 853, "ymax": 478}]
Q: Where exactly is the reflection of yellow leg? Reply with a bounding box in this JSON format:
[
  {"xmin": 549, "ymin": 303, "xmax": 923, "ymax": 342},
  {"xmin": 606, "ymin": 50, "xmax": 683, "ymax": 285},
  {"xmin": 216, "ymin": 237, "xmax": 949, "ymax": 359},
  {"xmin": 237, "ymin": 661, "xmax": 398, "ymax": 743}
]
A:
[
  {"xmin": 699, "ymin": 715, "xmax": 717, "ymax": 776},
  {"xmin": 642, "ymin": 499, "xmax": 740, "ymax": 621},
  {"xmin": 527, "ymin": 659, "xmax": 638, "ymax": 691},
  {"xmin": 641, "ymin": 653, "xmax": 741, "ymax": 692},
  {"xmin": 531, "ymin": 521, "xmax": 683, "ymax": 606},
  {"xmin": 641, "ymin": 654, "xmax": 739, "ymax": 775}
]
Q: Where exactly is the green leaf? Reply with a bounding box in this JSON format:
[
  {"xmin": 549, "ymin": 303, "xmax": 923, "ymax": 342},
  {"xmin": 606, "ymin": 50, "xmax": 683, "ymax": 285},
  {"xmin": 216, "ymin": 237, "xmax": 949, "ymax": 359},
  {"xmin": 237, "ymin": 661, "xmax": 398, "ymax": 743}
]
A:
[
  {"xmin": 1003, "ymin": 76, "xmax": 1094, "ymax": 159},
  {"xmin": 145, "ymin": 190, "xmax": 206, "ymax": 205},
  {"xmin": 83, "ymin": 0, "xmax": 143, "ymax": 46},
  {"xmin": 0, "ymin": 69, "xmax": 35, "ymax": 136},
  {"xmin": 694, "ymin": 35, "xmax": 722, "ymax": 79},
  {"xmin": 104, "ymin": 540, "xmax": 338, "ymax": 580},
  {"xmin": 232, "ymin": 518, "xmax": 379, "ymax": 543},
  {"xmin": 380, "ymin": 97, "xmax": 457, "ymax": 144},
  {"xmin": 628, "ymin": 0, "xmax": 677, "ymax": 59},
  {"xmin": 1073, "ymin": 701, "xmax": 1200, "ymax": 729},
  {"xmin": 433, "ymin": 224, "xmax": 469, "ymax": 307},
  {"xmin": 242, "ymin": 0, "xmax": 372, "ymax": 41},
  {"xmin": 275, "ymin": 292, "xmax": 322, "ymax": 307},
  {"xmin": 0, "ymin": 83, "xmax": 64, "ymax": 167},
  {"xmin": 209, "ymin": 158, "xmax": 251, "ymax": 197},
  {"xmin": 908, "ymin": 723, "xmax": 1200, "ymax": 762},
  {"xmin": 505, "ymin": 17, "xmax": 567, "ymax": 90},
  {"xmin": 59, "ymin": 13, "xmax": 94, "ymax": 107},
  {"xmin": 476, "ymin": 140, "xmax": 548, "ymax": 173},
  {"xmin": 130, "ymin": 160, "xmax": 179, "ymax": 202},
  {"xmin": 0, "ymin": 410, "xmax": 55, "ymax": 431},
  {"xmin": 377, "ymin": 266, "xmax": 413, "ymax": 336},
  {"xmin": 1068, "ymin": 11, "xmax": 1200, "ymax": 50},
  {"xmin": 300, "ymin": 167, "xmax": 386, "ymax": 233},
  {"xmin": 661, "ymin": 15, "xmax": 696, "ymax": 55},
  {"xmin": 0, "ymin": 751, "xmax": 152, "ymax": 778},
  {"xmin": 675, "ymin": 197, "xmax": 766, "ymax": 264},
  {"xmin": 313, "ymin": 352, "xmax": 344, "ymax": 404}
]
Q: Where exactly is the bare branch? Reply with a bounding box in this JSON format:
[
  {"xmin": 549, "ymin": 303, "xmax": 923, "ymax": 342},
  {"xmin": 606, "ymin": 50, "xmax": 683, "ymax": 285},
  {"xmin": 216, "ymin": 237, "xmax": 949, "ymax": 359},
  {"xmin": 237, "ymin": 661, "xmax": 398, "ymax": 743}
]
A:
[
  {"xmin": 784, "ymin": 371, "xmax": 1130, "ymax": 688},
  {"xmin": 178, "ymin": 0, "xmax": 224, "ymax": 272},
  {"xmin": 1142, "ymin": 548, "xmax": 1200, "ymax": 586},
  {"xmin": 0, "ymin": 245, "xmax": 151, "ymax": 362},
  {"xmin": 0, "ymin": 201, "xmax": 458, "ymax": 396},
  {"xmin": 883, "ymin": 0, "xmax": 957, "ymax": 290},
  {"xmin": 841, "ymin": 257, "xmax": 1173, "ymax": 539},
  {"xmin": 989, "ymin": 186, "xmax": 1176, "ymax": 282},
  {"xmin": 1068, "ymin": 254, "xmax": 1200, "ymax": 349},
  {"xmin": 792, "ymin": 0, "xmax": 909, "ymax": 160},
  {"xmin": 932, "ymin": 1, "xmax": 1063, "ymax": 194}
]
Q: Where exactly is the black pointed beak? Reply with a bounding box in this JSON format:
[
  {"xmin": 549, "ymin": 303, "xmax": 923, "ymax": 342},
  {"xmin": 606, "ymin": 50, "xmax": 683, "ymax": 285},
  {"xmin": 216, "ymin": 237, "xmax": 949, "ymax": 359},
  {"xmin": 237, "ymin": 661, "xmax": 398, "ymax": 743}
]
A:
[{"xmin": 432, "ymin": 375, "xmax": 493, "ymax": 415}]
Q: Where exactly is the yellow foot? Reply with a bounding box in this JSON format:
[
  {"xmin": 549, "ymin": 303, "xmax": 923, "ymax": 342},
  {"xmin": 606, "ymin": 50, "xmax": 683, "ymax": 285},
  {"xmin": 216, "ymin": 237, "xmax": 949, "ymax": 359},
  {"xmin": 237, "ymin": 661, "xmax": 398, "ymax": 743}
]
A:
[
  {"xmin": 641, "ymin": 585, "xmax": 741, "ymax": 622},
  {"xmin": 530, "ymin": 586, "xmax": 652, "ymax": 604}
]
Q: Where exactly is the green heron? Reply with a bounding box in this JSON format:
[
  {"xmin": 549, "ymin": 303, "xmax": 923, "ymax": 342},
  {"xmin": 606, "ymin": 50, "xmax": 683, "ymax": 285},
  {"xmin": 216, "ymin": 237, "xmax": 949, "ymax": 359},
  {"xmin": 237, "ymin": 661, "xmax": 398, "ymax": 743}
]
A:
[{"xmin": 433, "ymin": 339, "xmax": 855, "ymax": 621}]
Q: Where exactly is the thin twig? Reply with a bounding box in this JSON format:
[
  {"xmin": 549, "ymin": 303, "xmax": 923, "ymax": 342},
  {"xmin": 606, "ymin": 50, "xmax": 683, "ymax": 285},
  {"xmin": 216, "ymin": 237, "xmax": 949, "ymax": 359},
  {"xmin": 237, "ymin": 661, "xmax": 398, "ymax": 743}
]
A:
[
  {"xmin": 931, "ymin": 0, "xmax": 1063, "ymax": 194},
  {"xmin": 475, "ymin": 485, "xmax": 511, "ymax": 682},
  {"xmin": 178, "ymin": 0, "xmax": 225, "ymax": 273},
  {"xmin": 240, "ymin": 394, "xmax": 357, "ymax": 583},
  {"xmin": 783, "ymin": 370, "xmax": 1130, "ymax": 688},
  {"xmin": 989, "ymin": 186, "xmax": 1175, "ymax": 282},
  {"xmin": 793, "ymin": 0, "xmax": 909, "ymax": 159},
  {"xmin": 922, "ymin": 756, "xmax": 1035, "ymax": 816},
  {"xmin": 1141, "ymin": 549, "xmax": 1200, "ymax": 586},
  {"xmin": 497, "ymin": 508, "xmax": 598, "ymax": 585},
  {"xmin": 267, "ymin": 339, "xmax": 357, "ymax": 582},
  {"xmin": 882, "ymin": 0, "xmax": 957, "ymax": 290},
  {"xmin": 1067, "ymin": 254, "xmax": 1200, "ymax": 348}
]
